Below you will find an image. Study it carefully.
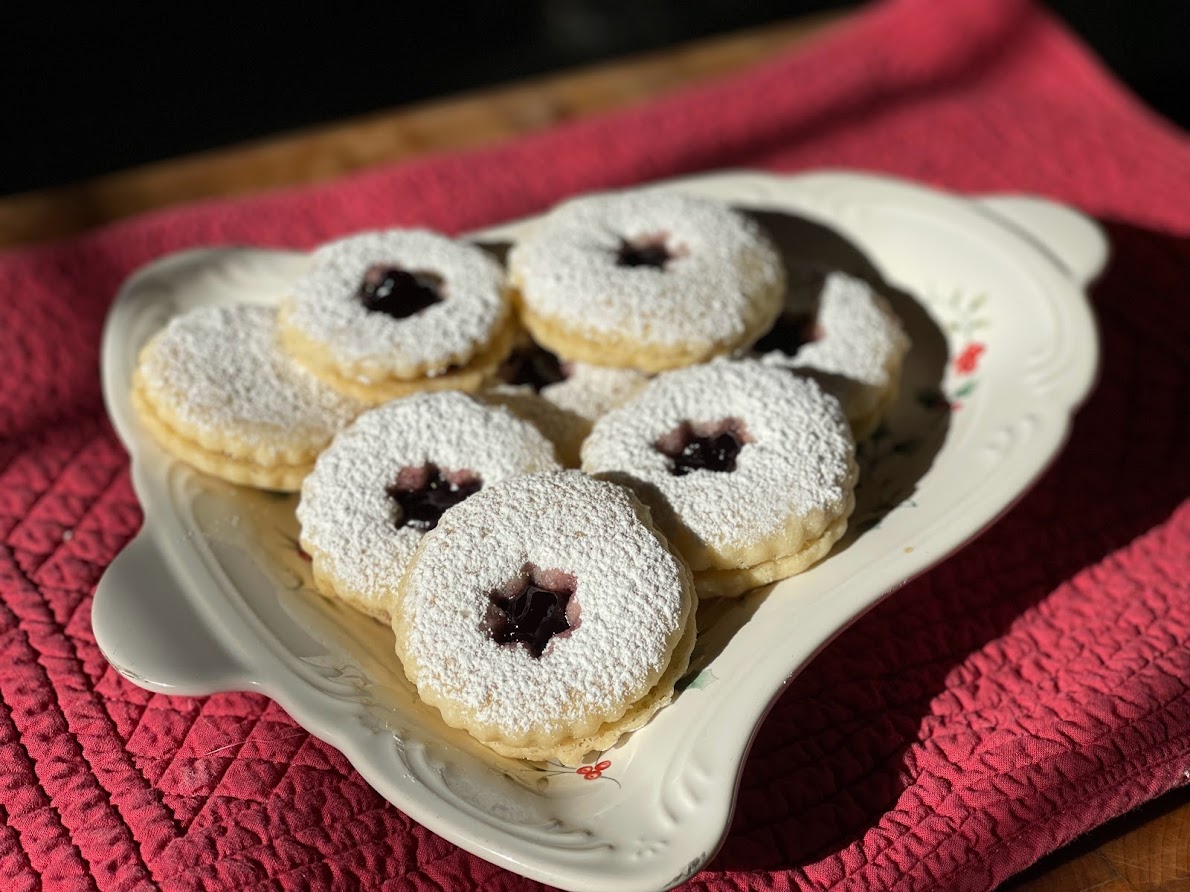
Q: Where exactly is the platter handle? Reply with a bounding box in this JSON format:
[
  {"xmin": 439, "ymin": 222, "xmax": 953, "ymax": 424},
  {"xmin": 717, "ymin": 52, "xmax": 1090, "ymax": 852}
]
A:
[
  {"xmin": 975, "ymin": 195, "xmax": 1108, "ymax": 287},
  {"xmin": 92, "ymin": 531, "xmax": 253, "ymax": 695}
]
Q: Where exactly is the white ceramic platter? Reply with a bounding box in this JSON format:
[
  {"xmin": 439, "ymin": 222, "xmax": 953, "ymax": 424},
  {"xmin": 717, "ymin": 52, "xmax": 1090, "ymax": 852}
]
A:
[{"xmin": 93, "ymin": 171, "xmax": 1105, "ymax": 891}]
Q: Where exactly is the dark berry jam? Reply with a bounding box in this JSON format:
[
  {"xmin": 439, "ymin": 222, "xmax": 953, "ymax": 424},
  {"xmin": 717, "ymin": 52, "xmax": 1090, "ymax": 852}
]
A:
[
  {"xmin": 499, "ymin": 343, "xmax": 567, "ymax": 391},
  {"xmin": 753, "ymin": 312, "xmax": 820, "ymax": 357},
  {"xmin": 387, "ymin": 465, "xmax": 481, "ymax": 532},
  {"xmin": 485, "ymin": 573, "xmax": 576, "ymax": 659},
  {"xmin": 616, "ymin": 234, "xmax": 674, "ymax": 269},
  {"xmin": 358, "ymin": 265, "xmax": 443, "ymax": 319},
  {"xmin": 656, "ymin": 419, "xmax": 749, "ymax": 476}
]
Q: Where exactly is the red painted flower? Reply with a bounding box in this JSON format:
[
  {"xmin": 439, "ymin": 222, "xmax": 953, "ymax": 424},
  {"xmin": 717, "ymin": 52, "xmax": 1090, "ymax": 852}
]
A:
[
  {"xmin": 576, "ymin": 759, "xmax": 612, "ymax": 780},
  {"xmin": 954, "ymin": 342, "xmax": 985, "ymax": 375}
]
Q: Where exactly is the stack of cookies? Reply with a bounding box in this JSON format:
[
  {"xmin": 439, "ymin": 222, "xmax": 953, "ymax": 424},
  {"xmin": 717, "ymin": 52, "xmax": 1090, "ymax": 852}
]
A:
[{"xmin": 131, "ymin": 186, "xmax": 909, "ymax": 764}]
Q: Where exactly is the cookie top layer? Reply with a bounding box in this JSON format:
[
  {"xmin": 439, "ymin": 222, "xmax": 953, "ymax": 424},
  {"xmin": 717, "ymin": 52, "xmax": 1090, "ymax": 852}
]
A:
[
  {"xmin": 756, "ymin": 270, "xmax": 910, "ymax": 430},
  {"xmin": 508, "ymin": 189, "xmax": 784, "ymax": 353},
  {"xmin": 540, "ymin": 363, "xmax": 648, "ymax": 423},
  {"xmin": 493, "ymin": 337, "xmax": 649, "ymax": 422},
  {"xmin": 394, "ymin": 471, "xmax": 692, "ymax": 746},
  {"xmin": 135, "ymin": 303, "xmax": 364, "ymax": 464},
  {"xmin": 581, "ymin": 359, "xmax": 856, "ymax": 569},
  {"xmin": 297, "ymin": 391, "xmax": 560, "ymax": 615},
  {"xmin": 283, "ymin": 229, "xmax": 509, "ymax": 381}
]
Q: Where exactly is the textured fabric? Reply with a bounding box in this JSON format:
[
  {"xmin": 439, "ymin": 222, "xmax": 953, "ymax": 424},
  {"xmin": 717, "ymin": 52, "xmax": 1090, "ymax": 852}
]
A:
[{"xmin": 1, "ymin": 0, "xmax": 1188, "ymax": 889}]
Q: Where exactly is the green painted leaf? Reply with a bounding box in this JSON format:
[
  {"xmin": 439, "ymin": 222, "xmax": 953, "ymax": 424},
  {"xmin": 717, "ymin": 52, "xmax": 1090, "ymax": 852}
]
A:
[{"xmin": 676, "ymin": 667, "xmax": 718, "ymax": 692}]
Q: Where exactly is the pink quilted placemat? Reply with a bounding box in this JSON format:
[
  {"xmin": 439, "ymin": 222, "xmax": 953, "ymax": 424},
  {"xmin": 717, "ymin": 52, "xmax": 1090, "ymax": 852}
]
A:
[{"xmin": 1, "ymin": 0, "xmax": 1187, "ymax": 889}]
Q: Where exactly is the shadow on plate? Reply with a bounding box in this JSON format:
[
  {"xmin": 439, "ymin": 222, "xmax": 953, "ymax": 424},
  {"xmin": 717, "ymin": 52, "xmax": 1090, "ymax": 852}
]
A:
[
  {"xmin": 707, "ymin": 218, "xmax": 1188, "ymax": 880},
  {"xmin": 673, "ymin": 208, "xmax": 953, "ymax": 684}
]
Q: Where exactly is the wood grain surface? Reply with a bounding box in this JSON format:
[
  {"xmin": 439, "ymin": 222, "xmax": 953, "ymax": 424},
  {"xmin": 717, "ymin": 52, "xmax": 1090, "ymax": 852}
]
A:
[
  {"xmin": 0, "ymin": 13, "xmax": 839, "ymax": 247},
  {"xmin": 3, "ymin": 11, "xmax": 1186, "ymax": 891}
]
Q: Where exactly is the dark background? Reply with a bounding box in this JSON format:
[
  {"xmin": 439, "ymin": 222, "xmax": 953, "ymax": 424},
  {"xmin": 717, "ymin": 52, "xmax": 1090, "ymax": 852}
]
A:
[{"xmin": 2, "ymin": 1, "xmax": 1185, "ymax": 197}]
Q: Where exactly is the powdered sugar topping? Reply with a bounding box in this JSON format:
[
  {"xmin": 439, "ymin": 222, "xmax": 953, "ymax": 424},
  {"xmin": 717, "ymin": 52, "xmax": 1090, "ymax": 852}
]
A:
[
  {"xmin": 137, "ymin": 304, "xmax": 364, "ymax": 454},
  {"xmin": 508, "ymin": 189, "xmax": 784, "ymax": 348},
  {"xmin": 286, "ymin": 229, "xmax": 508, "ymax": 375},
  {"xmin": 757, "ymin": 270, "xmax": 910, "ymax": 416},
  {"xmin": 541, "ymin": 363, "xmax": 650, "ymax": 423},
  {"xmin": 297, "ymin": 392, "xmax": 560, "ymax": 611},
  {"xmin": 582, "ymin": 359, "xmax": 855, "ymax": 555},
  {"xmin": 398, "ymin": 471, "xmax": 689, "ymax": 738}
]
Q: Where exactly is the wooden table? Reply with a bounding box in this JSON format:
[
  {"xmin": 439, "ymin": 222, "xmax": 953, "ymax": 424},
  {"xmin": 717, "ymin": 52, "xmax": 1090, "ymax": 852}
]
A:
[{"xmin": 3, "ymin": 12, "xmax": 1185, "ymax": 891}]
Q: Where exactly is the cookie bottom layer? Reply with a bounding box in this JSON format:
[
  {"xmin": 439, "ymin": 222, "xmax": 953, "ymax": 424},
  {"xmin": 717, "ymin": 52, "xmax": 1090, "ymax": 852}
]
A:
[
  {"xmin": 131, "ymin": 384, "xmax": 311, "ymax": 491},
  {"xmin": 301, "ymin": 539, "xmax": 395, "ymax": 624},
  {"xmin": 694, "ymin": 510, "xmax": 851, "ymax": 598},
  {"xmin": 283, "ymin": 314, "xmax": 517, "ymax": 404},
  {"xmin": 517, "ymin": 293, "xmax": 780, "ymax": 374}
]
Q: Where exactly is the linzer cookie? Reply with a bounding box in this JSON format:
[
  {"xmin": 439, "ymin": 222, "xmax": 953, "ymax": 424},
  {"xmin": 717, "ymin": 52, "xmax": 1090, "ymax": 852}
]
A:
[
  {"xmin": 483, "ymin": 336, "xmax": 649, "ymax": 466},
  {"xmin": 494, "ymin": 335, "xmax": 649, "ymax": 422},
  {"xmin": 755, "ymin": 269, "xmax": 910, "ymax": 439},
  {"xmin": 131, "ymin": 304, "xmax": 365, "ymax": 491},
  {"xmin": 392, "ymin": 471, "xmax": 697, "ymax": 764},
  {"xmin": 582, "ymin": 359, "xmax": 858, "ymax": 598},
  {"xmin": 296, "ymin": 391, "xmax": 560, "ymax": 622},
  {"xmin": 279, "ymin": 229, "xmax": 515, "ymax": 403},
  {"xmin": 507, "ymin": 189, "xmax": 785, "ymax": 372}
]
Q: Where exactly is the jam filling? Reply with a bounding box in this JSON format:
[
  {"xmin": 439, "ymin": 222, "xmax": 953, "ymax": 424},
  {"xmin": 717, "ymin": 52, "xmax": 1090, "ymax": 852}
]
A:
[
  {"xmin": 485, "ymin": 570, "xmax": 576, "ymax": 659},
  {"xmin": 358, "ymin": 264, "xmax": 443, "ymax": 319},
  {"xmin": 617, "ymin": 234, "xmax": 675, "ymax": 269},
  {"xmin": 753, "ymin": 311, "xmax": 821, "ymax": 358},
  {"xmin": 656, "ymin": 418, "xmax": 750, "ymax": 476},
  {"xmin": 387, "ymin": 464, "xmax": 481, "ymax": 532},
  {"xmin": 499, "ymin": 343, "xmax": 568, "ymax": 391}
]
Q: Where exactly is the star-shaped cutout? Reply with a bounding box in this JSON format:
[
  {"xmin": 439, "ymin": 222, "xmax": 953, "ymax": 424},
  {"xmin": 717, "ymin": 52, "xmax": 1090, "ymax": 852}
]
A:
[
  {"xmin": 387, "ymin": 465, "xmax": 481, "ymax": 532},
  {"xmin": 358, "ymin": 265, "xmax": 443, "ymax": 319},
  {"xmin": 485, "ymin": 576, "xmax": 575, "ymax": 659}
]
